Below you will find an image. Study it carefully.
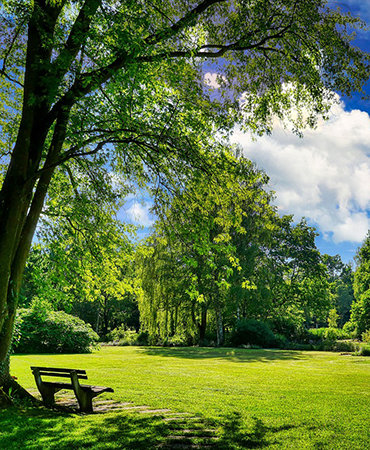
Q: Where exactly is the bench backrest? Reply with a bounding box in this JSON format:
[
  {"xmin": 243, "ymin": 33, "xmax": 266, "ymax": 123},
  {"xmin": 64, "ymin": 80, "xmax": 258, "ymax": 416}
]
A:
[{"xmin": 31, "ymin": 366, "xmax": 88, "ymax": 380}]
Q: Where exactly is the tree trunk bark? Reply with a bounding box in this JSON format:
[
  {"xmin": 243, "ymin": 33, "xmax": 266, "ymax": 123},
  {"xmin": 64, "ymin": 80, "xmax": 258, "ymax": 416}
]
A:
[{"xmin": 0, "ymin": 352, "xmax": 10, "ymax": 387}]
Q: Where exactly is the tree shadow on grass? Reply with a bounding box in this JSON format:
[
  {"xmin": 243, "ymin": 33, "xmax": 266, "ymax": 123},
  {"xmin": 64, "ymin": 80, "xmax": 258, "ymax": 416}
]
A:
[
  {"xmin": 140, "ymin": 347, "xmax": 307, "ymax": 363},
  {"xmin": 0, "ymin": 405, "xmax": 301, "ymax": 449}
]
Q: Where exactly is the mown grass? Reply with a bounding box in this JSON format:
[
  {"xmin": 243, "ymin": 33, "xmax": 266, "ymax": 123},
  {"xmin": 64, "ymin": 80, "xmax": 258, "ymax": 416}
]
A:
[{"xmin": 3, "ymin": 347, "xmax": 369, "ymax": 449}]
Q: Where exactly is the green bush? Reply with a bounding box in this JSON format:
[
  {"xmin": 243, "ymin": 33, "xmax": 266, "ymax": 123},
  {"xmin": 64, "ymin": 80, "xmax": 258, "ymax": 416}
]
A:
[
  {"xmin": 332, "ymin": 340, "xmax": 360, "ymax": 353},
  {"xmin": 107, "ymin": 324, "xmax": 127, "ymax": 342},
  {"xmin": 361, "ymin": 329, "xmax": 370, "ymax": 343},
  {"xmin": 343, "ymin": 321, "xmax": 356, "ymax": 336},
  {"xmin": 268, "ymin": 317, "xmax": 302, "ymax": 341},
  {"xmin": 164, "ymin": 335, "xmax": 190, "ymax": 347},
  {"xmin": 308, "ymin": 327, "xmax": 351, "ymax": 342},
  {"xmin": 358, "ymin": 344, "xmax": 370, "ymax": 356},
  {"xmin": 107, "ymin": 326, "xmax": 148, "ymax": 346},
  {"xmin": 118, "ymin": 330, "xmax": 140, "ymax": 346},
  {"xmin": 231, "ymin": 319, "xmax": 276, "ymax": 348},
  {"xmin": 14, "ymin": 308, "xmax": 99, "ymax": 354}
]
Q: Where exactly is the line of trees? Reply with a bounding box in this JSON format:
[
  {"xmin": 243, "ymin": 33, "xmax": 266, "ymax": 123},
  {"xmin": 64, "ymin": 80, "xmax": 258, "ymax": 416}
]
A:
[{"xmin": 18, "ymin": 155, "xmax": 368, "ymax": 348}]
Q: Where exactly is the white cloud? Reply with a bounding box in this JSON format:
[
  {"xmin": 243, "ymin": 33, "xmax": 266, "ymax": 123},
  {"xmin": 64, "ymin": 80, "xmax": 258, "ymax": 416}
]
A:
[
  {"xmin": 204, "ymin": 72, "xmax": 227, "ymax": 89},
  {"xmin": 231, "ymin": 101, "xmax": 370, "ymax": 243},
  {"xmin": 126, "ymin": 202, "xmax": 154, "ymax": 227}
]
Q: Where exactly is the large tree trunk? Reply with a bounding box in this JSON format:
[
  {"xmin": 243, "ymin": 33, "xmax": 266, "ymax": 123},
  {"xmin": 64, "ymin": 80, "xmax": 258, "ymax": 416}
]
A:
[{"xmin": 0, "ymin": 352, "xmax": 10, "ymax": 387}]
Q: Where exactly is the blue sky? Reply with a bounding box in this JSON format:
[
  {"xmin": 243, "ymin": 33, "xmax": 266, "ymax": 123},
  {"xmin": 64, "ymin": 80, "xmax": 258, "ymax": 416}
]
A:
[{"xmin": 122, "ymin": 1, "xmax": 370, "ymax": 264}]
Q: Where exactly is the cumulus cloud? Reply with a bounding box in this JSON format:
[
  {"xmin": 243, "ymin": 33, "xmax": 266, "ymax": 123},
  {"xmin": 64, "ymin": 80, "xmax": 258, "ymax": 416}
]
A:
[
  {"xmin": 126, "ymin": 202, "xmax": 154, "ymax": 228},
  {"xmin": 231, "ymin": 101, "xmax": 370, "ymax": 243}
]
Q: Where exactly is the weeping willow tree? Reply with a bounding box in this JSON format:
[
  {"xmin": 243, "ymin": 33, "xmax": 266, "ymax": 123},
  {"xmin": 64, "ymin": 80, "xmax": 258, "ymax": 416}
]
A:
[
  {"xmin": 137, "ymin": 157, "xmax": 275, "ymax": 345},
  {"xmin": 138, "ymin": 155, "xmax": 331, "ymax": 344}
]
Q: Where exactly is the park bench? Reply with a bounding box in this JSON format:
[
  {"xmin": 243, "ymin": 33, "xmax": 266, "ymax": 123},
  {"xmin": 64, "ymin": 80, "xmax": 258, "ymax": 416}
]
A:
[{"xmin": 31, "ymin": 366, "xmax": 114, "ymax": 412}]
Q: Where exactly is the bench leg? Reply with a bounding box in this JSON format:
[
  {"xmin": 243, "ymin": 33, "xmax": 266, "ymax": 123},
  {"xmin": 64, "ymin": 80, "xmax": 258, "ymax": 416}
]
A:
[
  {"xmin": 75, "ymin": 391, "xmax": 94, "ymax": 413},
  {"xmin": 40, "ymin": 387, "xmax": 56, "ymax": 407}
]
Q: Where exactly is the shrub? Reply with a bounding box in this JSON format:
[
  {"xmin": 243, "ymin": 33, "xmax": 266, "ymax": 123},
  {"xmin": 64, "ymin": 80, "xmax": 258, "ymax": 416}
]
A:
[
  {"xmin": 307, "ymin": 328, "xmax": 326, "ymax": 339},
  {"xmin": 107, "ymin": 326, "xmax": 149, "ymax": 346},
  {"xmin": 231, "ymin": 319, "xmax": 276, "ymax": 348},
  {"xmin": 107, "ymin": 324, "xmax": 127, "ymax": 342},
  {"xmin": 118, "ymin": 330, "xmax": 140, "ymax": 346},
  {"xmin": 361, "ymin": 329, "xmax": 370, "ymax": 343},
  {"xmin": 308, "ymin": 327, "xmax": 351, "ymax": 342},
  {"xmin": 272, "ymin": 333, "xmax": 289, "ymax": 349},
  {"xmin": 358, "ymin": 344, "xmax": 370, "ymax": 356},
  {"xmin": 343, "ymin": 321, "xmax": 356, "ymax": 337},
  {"xmin": 268, "ymin": 317, "xmax": 302, "ymax": 341},
  {"xmin": 14, "ymin": 308, "xmax": 99, "ymax": 354},
  {"xmin": 164, "ymin": 335, "xmax": 190, "ymax": 347},
  {"xmin": 332, "ymin": 340, "xmax": 360, "ymax": 353},
  {"xmin": 136, "ymin": 331, "xmax": 149, "ymax": 345}
]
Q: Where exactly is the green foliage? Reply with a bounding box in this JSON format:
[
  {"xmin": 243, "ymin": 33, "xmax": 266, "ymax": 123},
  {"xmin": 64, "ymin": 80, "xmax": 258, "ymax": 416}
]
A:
[
  {"xmin": 308, "ymin": 327, "xmax": 351, "ymax": 342},
  {"xmin": 348, "ymin": 232, "xmax": 370, "ymax": 336},
  {"xmin": 139, "ymin": 155, "xmax": 331, "ymax": 347},
  {"xmin": 13, "ymin": 308, "xmax": 99, "ymax": 354},
  {"xmin": 349, "ymin": 292, "xmax": 370, "ymax": 337},
  {"xmin": 20, "ymin": 170, "xmax": 140, "ymax": 336},
  {"xmin": 327, "ymin": 308, "xmax": 339, "ymax": 328},
  {"xmin": 357, "ymin": 344, "xmax": 370, "ymax": 356},
  {"xmin": 230, "ymin": 319, "xmax": 277, "ymax": 348},
  {"xmin": 267, "ymin": 316, "xmax": 305, "ymax": 342},
  {"xmin": 107, "ymin": 326, "xmax": 148, "ymax": 346},
  {"xmin": 322, "ymin": 255, "xmax": 355, "ymax": 327},
  {"xmin": 331, "ymin": 340, "xmax": 360, "ymax": 353},
  {"xmin": 342, "ymin": 320, "xmax": 356, "ymax": 336},
  {"xmin": 361, "ymin": 330, "xmax": 370, "ymax": 343},
  {"xmin": 1, "ymin": 0, "xmax": 369, "ymax": 369}
]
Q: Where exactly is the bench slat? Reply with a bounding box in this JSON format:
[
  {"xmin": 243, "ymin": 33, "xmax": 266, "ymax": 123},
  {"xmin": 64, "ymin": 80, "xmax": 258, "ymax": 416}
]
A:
[
  {"xmin": 31, "ymin": 366, "xmax": 86, "ymax": 374},
  {"xmin": 38, "ymin": 371, "xmax": 88, "ymax": 379},
  {"xmin": 43, "ymin": 381, "xmax": 75, "ymax": 390}
]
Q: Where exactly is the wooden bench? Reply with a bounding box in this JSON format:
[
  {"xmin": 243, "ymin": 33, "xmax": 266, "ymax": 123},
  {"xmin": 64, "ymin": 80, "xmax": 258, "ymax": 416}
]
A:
[{"xmin": 31, "ymin": 366, "xmax": 114, "ymax": 412}]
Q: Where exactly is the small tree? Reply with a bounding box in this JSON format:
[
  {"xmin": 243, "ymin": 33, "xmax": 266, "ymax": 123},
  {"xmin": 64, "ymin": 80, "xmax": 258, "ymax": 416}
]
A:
[{"xmin": 327, "ymin": 308, "xmax": 339, "ymax": 328}]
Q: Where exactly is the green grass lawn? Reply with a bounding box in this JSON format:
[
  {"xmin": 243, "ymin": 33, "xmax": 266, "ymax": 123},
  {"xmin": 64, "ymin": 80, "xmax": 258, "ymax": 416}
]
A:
[{"xmin": 2, "ymin": 347, "xmax": 369, "ymax": 449}]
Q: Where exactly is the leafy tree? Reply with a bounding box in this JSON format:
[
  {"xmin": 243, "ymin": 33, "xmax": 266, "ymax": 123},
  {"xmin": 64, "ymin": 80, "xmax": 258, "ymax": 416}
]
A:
[
  {"xmin": 138, "ymin": 157, "xmax": 273, "ymax": 345},
  {"xmin": 322, "ymin": 254, "xmax": 355, "ymax": 326},
  {"xmin": 349, "ymin": 232, "xmax": 370, "ymax": 336},
  {"xmin": 0, "ymin": 0, "xmax": 369, "ymax": 386},
  {"xmin": 21, "ymin": 164, "xmax": 139, "ymax": 336},
  {"xmin": 139, "ymin": 160, "xmax": 330, "ymax": 345},
  {"xmin": 327, "ymin": 308, "xmax": 339, "ymax": 328}
]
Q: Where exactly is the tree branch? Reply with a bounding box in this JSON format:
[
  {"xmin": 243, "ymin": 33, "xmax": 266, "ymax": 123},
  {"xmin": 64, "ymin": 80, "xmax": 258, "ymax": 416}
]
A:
[
  {"xmin": 51, "ymin": 0, "xmax": 102, "ymax": 81},
  {"xmin": 144, "ymin": 0, "xmax": 226, "ymax": 46}
]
